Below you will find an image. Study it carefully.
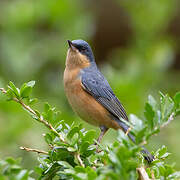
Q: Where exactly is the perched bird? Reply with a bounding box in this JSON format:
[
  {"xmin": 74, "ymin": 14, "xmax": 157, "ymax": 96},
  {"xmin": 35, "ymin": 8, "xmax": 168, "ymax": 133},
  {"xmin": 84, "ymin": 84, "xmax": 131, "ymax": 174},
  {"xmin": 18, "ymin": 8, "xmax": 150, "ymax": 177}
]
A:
[{"xmin": 64, "ymin": 39, "xmax": 154, "ymax": 162}]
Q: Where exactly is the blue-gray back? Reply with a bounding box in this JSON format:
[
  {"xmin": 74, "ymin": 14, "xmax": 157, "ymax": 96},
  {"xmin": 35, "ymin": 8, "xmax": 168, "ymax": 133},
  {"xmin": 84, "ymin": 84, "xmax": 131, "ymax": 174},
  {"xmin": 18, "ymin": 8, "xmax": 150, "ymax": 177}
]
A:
[{"xmin": 81, "ymin": 65, "xmax": 128, "ymax": 121}]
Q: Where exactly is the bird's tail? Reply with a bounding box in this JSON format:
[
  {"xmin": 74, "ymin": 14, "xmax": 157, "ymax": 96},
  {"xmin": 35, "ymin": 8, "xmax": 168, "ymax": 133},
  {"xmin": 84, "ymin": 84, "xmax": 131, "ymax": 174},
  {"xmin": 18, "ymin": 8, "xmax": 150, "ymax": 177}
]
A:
[{"xmin": 116, "ymin": 120, "xmax": 154, "ymax": 163}]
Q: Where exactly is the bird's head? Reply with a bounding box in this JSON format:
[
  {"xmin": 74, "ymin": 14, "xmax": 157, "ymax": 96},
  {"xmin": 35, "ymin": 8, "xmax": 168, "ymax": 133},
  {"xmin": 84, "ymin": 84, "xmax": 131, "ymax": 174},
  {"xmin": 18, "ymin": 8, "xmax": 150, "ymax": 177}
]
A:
[{"xmin": 66, "ymin": 39, "xmax": 95, "ymax": 68}]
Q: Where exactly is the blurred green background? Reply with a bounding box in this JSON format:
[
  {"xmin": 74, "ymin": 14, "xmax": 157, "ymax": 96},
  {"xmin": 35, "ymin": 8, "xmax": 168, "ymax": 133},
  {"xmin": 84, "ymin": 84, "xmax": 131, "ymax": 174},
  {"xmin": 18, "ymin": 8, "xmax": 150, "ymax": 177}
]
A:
[{"xmin": 0, "ymin": 0, "xmax": 180, "ymax": 171}]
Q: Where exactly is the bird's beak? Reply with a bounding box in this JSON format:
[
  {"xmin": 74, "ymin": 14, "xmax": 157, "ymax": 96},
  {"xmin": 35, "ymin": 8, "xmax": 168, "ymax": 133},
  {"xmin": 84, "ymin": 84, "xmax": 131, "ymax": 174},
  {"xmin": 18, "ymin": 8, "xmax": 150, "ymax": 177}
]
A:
[{"xmin": 67, "ymin": 40, "xmax": 76, "ymax": 51}]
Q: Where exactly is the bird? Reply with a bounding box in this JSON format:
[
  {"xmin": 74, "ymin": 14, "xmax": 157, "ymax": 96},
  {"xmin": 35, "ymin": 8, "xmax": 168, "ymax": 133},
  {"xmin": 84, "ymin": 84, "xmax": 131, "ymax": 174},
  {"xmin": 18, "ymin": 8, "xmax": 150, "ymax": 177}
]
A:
[{"xmin": 63, "ymin": 39, "xmax": 154, "ymax": 162}]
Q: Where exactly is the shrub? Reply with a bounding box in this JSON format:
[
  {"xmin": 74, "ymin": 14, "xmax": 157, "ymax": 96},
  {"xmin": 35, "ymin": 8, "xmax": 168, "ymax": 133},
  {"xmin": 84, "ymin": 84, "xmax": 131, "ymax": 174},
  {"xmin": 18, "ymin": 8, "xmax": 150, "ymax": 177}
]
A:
[{"xmin": 0, "ymin": 81, "xmax": 180, "ymax": 180}]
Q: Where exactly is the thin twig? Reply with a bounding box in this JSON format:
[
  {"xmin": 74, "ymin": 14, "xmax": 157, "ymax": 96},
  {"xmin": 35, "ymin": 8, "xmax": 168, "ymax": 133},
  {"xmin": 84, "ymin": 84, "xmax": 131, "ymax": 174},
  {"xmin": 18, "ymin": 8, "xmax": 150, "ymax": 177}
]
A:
[
  {"xmin": 75, "ymin": 153, "xmax": 85, "ymax": 167},
  {"xmin": 137, "ymin": 167, "xmax": 150, "ymax": 180},
  {"xmin": 20, "ymin": 146, "xmax": 48, "ymax": 155},
  {"xmin": 0, "ymin": 88, "xmax": 65, "ymax": 143}
]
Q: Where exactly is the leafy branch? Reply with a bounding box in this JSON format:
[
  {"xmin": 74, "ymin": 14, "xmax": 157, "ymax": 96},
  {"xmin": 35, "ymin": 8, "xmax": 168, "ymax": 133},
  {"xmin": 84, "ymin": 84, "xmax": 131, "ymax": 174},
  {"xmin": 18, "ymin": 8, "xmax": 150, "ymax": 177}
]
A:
[
  {"xmin": 0, "ymin": 82, "xmax": 85, "ymax": 168},
  {"xmin": 0, "ymin": 84, "xmax": 64, "ymax": 143},
  {"xmin": 0, "ymin": 81, "xmax": 180, "ymax": 180}
]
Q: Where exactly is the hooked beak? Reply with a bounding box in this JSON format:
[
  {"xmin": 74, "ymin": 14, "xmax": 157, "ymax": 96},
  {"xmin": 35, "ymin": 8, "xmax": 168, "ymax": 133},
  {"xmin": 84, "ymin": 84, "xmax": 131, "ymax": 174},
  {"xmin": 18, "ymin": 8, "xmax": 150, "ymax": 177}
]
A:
[{"xmin": 67, "ymin": 40, "xmax": 76, "ymax": 51}]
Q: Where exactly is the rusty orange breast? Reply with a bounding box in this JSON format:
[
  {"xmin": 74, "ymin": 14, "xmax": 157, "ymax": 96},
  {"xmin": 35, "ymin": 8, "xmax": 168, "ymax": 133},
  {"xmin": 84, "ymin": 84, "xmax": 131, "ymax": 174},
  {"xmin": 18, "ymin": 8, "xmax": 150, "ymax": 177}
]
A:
[{"xmin": 63, "ymin": 67, "xmax": 119, "ymax": 129}]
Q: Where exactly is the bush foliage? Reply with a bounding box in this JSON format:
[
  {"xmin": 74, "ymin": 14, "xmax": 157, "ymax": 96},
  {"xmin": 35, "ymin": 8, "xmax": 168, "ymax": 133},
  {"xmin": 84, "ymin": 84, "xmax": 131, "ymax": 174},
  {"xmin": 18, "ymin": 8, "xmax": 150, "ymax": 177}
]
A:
[{"xmin": 0, "ymin": 81, "xmax": 180, "ymax": 180}]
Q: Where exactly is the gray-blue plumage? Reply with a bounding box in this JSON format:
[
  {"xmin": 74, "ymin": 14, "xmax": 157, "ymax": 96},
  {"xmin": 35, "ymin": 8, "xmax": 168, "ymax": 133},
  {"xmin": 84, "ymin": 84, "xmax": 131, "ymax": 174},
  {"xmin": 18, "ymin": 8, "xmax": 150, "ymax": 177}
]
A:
[{"xmin": 81, "ymin": 64, "xmax": 129, "ymax": 121}]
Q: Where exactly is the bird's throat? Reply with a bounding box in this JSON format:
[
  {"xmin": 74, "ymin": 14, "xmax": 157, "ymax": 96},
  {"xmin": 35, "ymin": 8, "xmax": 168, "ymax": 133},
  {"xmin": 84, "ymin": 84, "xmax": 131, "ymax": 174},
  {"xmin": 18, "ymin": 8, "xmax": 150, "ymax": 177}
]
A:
[{"xmin": 65, "ymin": 49, "xmax": 90, "ymax": 69}]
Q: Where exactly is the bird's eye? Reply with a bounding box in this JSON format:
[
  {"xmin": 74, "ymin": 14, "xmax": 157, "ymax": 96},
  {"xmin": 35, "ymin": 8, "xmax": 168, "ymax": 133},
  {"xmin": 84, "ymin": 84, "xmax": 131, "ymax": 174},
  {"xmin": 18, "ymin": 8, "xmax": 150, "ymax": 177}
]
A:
[
  {"xmin": 75, "ymin": 45, "xmax": 87, "ymax": 53},
  {"xmin": 80, "ymin": 47, "xmax": 86, "ymax": 51}
]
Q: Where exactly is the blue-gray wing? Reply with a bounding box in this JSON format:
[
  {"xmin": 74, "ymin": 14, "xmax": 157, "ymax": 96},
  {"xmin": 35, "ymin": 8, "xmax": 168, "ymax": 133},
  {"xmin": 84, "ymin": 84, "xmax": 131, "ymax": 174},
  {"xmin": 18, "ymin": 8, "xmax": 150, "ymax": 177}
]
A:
[{"xmin": 81, "ymin": 70, "xmax": 128, "ymax": 121}]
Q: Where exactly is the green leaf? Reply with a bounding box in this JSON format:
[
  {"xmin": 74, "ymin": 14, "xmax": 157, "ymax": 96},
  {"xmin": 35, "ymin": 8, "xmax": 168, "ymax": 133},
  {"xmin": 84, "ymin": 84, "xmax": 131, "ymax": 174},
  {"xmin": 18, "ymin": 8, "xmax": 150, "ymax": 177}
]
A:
[
  {"xmin": 82, "ymin": 130, "xmax": 96, "ymax": 144},
  {"xmin": 27, "ymin": 81, "xmax": 36, "ymax": 88},
  {"xmin": 129, "ymin": 114, "xmax": 143, "ymax": 132},
  {"xmin": 136, "ymin": 127, "xmax": 147, "ymax": 144},
  {"xmin": 6, "ymin": 89, "xmax": 15, "ymax": 99},
  {"xmin": 29, "ymin": 98, "xmax": 38, "ymax": 105},
  {"xmin": 167, "ymin": 171, "xmax": 180, "ymax": 179},
  {"xmin": 50, "ymin": 148, "xmax": 72, "ymax": 162},
  {"xmin": 16, "ymin": 169, "xmax": 30, "ymax": 180},
  {"xmin": 63, "ymin": 168, "xmax": 75, "ymax": 175},
  {"xmin": 144, "ymin": 103, "xmax": 155, "ymax": 129},
  {"xmin": 86, "ymin": 167, "xmax": 97, "ymax": 179},
  {"xmin": 158, "ymin": 165, "xmax": 166, "ymax": 176},
  {"xmin": 80, "ymin": 141, "xmax": 90, "ymax": 154},
  {"xmin": 20, "ymin": 81, "xmax": 35, "ymax": 99},
  {"xmin": 55, "ymin": 122, "xmax": 63, "ymax": 132},
  {"xmin": 44, "ymin": 133, "xmax": 53, "ymax": 144},
  {"xmin": 43, "ymin": 103, "xmax": 59, "ymax": 125},
  {"xmin": 8, "ymin": 81, "xmax": 20, "ymax": 98},
  {"xmin": 20, "ymin": 84, "xmax": 32, "ymax": 98},
  {"xmin": 146, "ymin": 168, "xmax": 152, "ymax": 178},
  {"xmin": 67, "ymin": 147, "xmax": 77, "ymax": 152},
  {"xmin": 174, "ymin": 92, "xmax": 180, "ymax": 106},
  {"xmin": 151, "ymin": 159, "xmax": 161, "ymax": 165},
  {"xmin": 74, "ymin": 166, "xmax": 86, "ymax": 173},
  {"xmin": 148, "ymin": 95, "xmax": 158, "ymax": 111},
  {"xmin": 156, "ymin": 145, "xmax": 167, "ymax": 158},
  {"xmin": 57, "ymin": 161, "xmax": 73, "ymax": 169},
  {"xmin": 34, "ymin": 166, "xmax": 43, "ymax": 175},
  {"xmin": 6, "ymin": 157, "xmax": 19, "ymax": 165},
  {"xmin": 47, "ymin": 109, "xmax": 53, "ymax": 122},
  {"xmin": 161, "ymin": 152, "xmax": 171, "ymax": 159},
  {"xmin": 43, "ymin": 162, "xmax": 60, "ymax": 177},
  {"xmin": 44, "ymin": 103, "xmax": 50, "ymax": 113},
  {"xmin": 69, "ymin": 132, "xmax": 79, "ymax": 146},
  {"xmin": 175, "ymin": 109, "xmax": 180, "ymax": 116},
  {"xmin": 160, "ymin": 94, "xmax": 174, "ymax": 123},
  {"xmin": 67, "ymin": 127, "xmax": 80, "ymax": 140}
]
